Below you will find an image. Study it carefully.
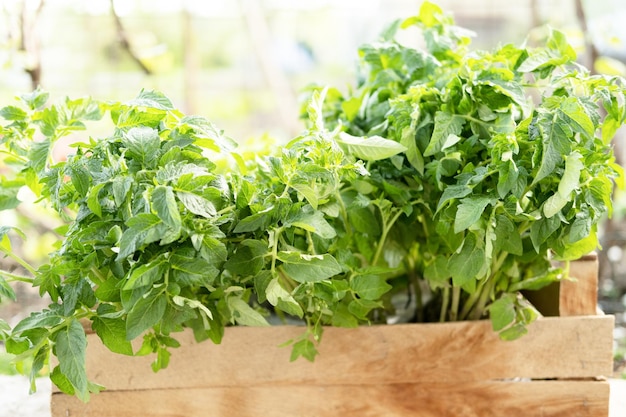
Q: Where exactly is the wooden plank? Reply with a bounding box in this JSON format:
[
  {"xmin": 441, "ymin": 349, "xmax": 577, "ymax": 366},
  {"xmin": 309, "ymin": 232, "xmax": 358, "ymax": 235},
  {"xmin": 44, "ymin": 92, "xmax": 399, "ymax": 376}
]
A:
[
  {"xmin": 522, "ymin": 254, "xmax": 599, "ymax": 317},
  {"xmin": 57, "ymin": 315, "xmax": 613, "ymax": 393},
  {"xmin": 560, "ymin": 253, "xmax": 600, "ymax": 316},
  {"xmin": 51, "ymin": 380, "xmax": 610, "ymax": 417}
]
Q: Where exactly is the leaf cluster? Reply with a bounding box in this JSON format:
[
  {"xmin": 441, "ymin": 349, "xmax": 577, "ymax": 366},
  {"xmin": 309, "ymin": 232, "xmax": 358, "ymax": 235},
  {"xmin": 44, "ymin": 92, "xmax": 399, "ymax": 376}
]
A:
[
  {"xmin": 310, "ymin": 1, "xmax": 626, "ymax": 335},
  {"xmin": 0, "ymin": 1, "xmax": 625, "ymax": 401}
]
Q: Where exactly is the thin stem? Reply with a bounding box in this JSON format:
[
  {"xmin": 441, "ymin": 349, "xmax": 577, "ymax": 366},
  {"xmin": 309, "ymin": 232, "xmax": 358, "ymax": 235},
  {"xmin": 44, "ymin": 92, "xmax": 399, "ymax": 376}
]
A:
[
  {"xmin": 1, "ymin": 249, "xmax": 37, "ymax": 276},
  {"xmin": 439, "ymin": 285, "xmax": 450, "ymax": 322},
  {"xmin": 372, "ymin": 209, "xmax": 403, "ymax": 266},
  {"xmin": 470, "ymin": 275, "xmax": 497, "ymax": 320},
  {"xmin": 449, "ymin": 286, "xmax": 461, "ymax": 321},
  {"xmin": 306, "ymin": 230, "xmax": 316, "ymax": 255},
  {"xmin": 269, "ymin": 227, "xmax": 282, "ymax": 274},
  {"xmin": 458, "ymin": 114, "xmax": 490, "ymax": 128},
  {"xmin": 335, "ymin": 190, "xmax": 352, "ymax": 238},
  {"xmin": 459, "ymin": 279, "xmax": 486, "ymax": 320},
  {"xmin": 0, "ymin": 270, "xmax": 34, "ymax": 284},
  {"xmin": 216, "ymin": 204, "xmax": 236, "ymax": 216},
  {"xmin": 90, "ymin": 266, "xmax": 106, "ymax": 286},
  {"xmin": 0, "ymin": 150, "xmax": 28, "ymax": 162}
]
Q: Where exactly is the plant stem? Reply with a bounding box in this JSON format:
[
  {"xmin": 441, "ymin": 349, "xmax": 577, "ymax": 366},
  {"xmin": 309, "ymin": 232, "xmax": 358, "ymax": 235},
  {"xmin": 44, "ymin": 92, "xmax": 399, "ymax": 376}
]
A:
[
  {"xmin": 335, "ymin": 190, "xmax": 352, "ymax": 237},
  {"xmin": 269, "ymin": 227, "xmax": 282, "ymax": 273},
  {"xmin": 406, "ymin": 257, "xmax": 423, "ymax": 322},
  {"xmin": 216, "ymin": 204, "xmax": 235, "ymax": 216},
  {"xmin": 0, "ymin": 249, "xmax": 37, "ymax": 276},
  {"xmin": 458, "ymin": 251, "xmax": 509, "ymax": 320},
  {"xmin": 0, "ymin": 270, "xmax": 34, "ymax": 284},
  {"xmin": 0, "ymin": 150, "xmax": 27, "ymax": 162},
  {"xmin": 469, "ymin": 275, "xmax": 497, "ymax": 320},
  {"xmin": 306, "ymin": 230, "xmax": 316, "ymax": 255},
  {"xmin": 439, "ymin": 285, "xmax": 450, "ymax": 322},
  {"xmin": 449, "ymin": 285, "xmax": 461, "ymax": 321},
  {"xmin": 372, "ymin": 209, "xmax": 403, "ymax": 266},
  {"xmin": 458, "ymin": 279, "xmax": 486, "ymax": 320}
]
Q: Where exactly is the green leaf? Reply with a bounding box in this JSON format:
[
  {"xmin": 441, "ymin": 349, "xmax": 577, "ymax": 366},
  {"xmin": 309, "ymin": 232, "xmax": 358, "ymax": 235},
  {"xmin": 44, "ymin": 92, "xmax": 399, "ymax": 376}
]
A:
[
  {"xmin": 127, "ymin": 89, "xmax": 175, "ymax": 110},
  {"xmin": 0, "ymin": 276, "xmax": 16, "ymax": 302},
  {"xmin": 497, "ymin": 161, "xmax": 519, "ymax": 198},
  {"xmin": 177, "ymin": 191, "xmax": 216, "ymax": 218},
  {"xmin": 424, "ymin": 112, "xmax": 465, "ymax": 157},
  {"xmin": 122, "ymin": 126, "xmax": 161, "ymax": 167},
  {"xmin": 28, "ymin": 138, "xmax": 51, "ymax": 174},
  {"xmin": 291, "ymin": 210, "xmax": 336, "ymax": 239},
  {"xmin": 55, "ymin": 319, "xmax": 89, "ymax": 402},
  {"xmin": 349, "ymin": 207, "xmax": 381, "ymax": 236},
  {"xmin": 117, "ymin": 213, "xmax": 165, "ymax": 260},
  {"xmin": 123, "ymin": 257, "xmax": 167, "ymax": 290},
  {"xmin": 12, "ymin": 310, "xmax": 64, "ymax": 334},
  {"xmin": 86, "ymin": 182, "xmax": 106, "ymax": 218},
  {"xmin": 50, "ymin": 365, "xmax": 75, "ymax": 396},
  {"xmin": 350, "ymin": 274, "xmax": 392, "ymax": 300},
  {"xmin": 543, "ymin": 193, "xmax": 568, "ymax": 218},
  {"xmin": 278, "ymin": 252, "xmax": 343, "ymax": 283},
  {"xmin": 568, "ymin": 213, "xmax": 591, "ymax": 244},
  {"xmin": 0, "ymin": 105, "xmax": 27, "ymax": 121},
  {"xmin": 61, "ymin": 280, "xmax": 96, "ymax": 315},
  {"xmin": 29, "ymin": 345, "xmax": 48, "ymax": 394},
  {"xmin": 530, "ymin": 215, "xmax": 560, "ymax": 252},
  {"xmin": 68, "ymin": 161, "xmax": 92, "ymax": 198},
  {"xmin": 498, "ymin": 323, "xmax": 528, "ymax": 341},
  {"xmin": 290, "ymin": 183, "xmax": 319, "ymax": 210},
  {"xmin": 518, "ymin": 29, "xmax": 576, "ymax": 73},
  {"xmin": 152, "ymin": 346, "xmax": 171, "ymax": 372},
  {"xmin": 559, "ymin": 151, "xmax": 583, "ymax": 197},
  {"xmin": 92, "ymin": 317, "xmax": 133, "ymax": 355},
  {"xmin": 307, "ymin": 87, "xmax": 328, "ymax": 131},
  {"xmin": 554, "ymin": 229, "xmax": 598, "ymax": 261},
  {"xmin": 20, "ymin": 89, "xmax": 49, "ymax": 110},
  {"xmin": 424, "ymin": 257, "xmax": 451, "ymax": 288},
  {"xmin": 489, "ymin": 293, "xmax": 516, "ymax": 332},
  {"xmin": 348, "ymin": 299, "xmax": 382, "ymax": 320},
  {"xmin": 151, "ymin": 185, "xmax": 182, "ymax": 231},
  {"xmin": 437, "ymin": 185, "xmax": 472, "ymax": 211},
  {"xmin": 454, "ymin": 197, "xmax": 491, "ymax": 233},
  {"xmin": 227, "ymin": 296, "xmax": 269, "ymax": 327},
  {"xmin": 0, "ymin": 186, "xmax": 20, "ymax": 211},
  {"xmin": 290, "ymin": 338, "xmax": 318, "ymax": 362},
  {"xmin": 224, "ymin": 239, "xmax": 268, "ymax": 277},
  {"xmin": 448, "ymin": 234, "xmax": 486, "ymax": 286},
  {"xmin": 266, "ymin": 278, "xmax": 303, "ymax": 318},
  {"xmin": 126, "ymin": 291, "xmax": 168, "ymax": 340},
  {"xmin": 532, "ymin": 106, "xmax": 575, "ymax": 185},
  {"xmin": 494, "ymin": 215, "xmax": 523, "ymax": 256},
  {"xmin": 34, "ymin": 106, "xmax": 59, "ymax": 137},
  {"xmin": 336, "ymin": 132, "xmax": 407, "ymax": 161},
  {"xmin": 331, "ymin": 304, "xmax": 359, "ymax": 328},
  {"xmin": 94, "ymin": 277, "xmax": 122, "ymax": 302},
  {"xmin": 400, "ymin": 125, "xmax": 425, "ymax": 174},
  {"xmin": 233, "ymin": 209, "xmax": 272, "ymax": 233},
  {"xmin": 559, "ymin": 98, "xmax": 595, "ymax": 138}
]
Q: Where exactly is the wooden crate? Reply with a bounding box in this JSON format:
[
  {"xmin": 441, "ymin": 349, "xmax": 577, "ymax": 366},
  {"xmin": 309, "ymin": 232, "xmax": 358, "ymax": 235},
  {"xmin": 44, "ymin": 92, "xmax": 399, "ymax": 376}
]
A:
[{"xmin": 51, "ymin": 255, "xmax": 613, "ymax": 417}]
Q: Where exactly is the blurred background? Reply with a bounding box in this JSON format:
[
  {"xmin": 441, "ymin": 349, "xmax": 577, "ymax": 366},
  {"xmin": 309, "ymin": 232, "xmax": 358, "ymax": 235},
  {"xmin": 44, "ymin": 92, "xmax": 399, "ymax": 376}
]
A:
[{"xmin": 1, "ymin": 0, "xmax": 626, "ymax": 399}]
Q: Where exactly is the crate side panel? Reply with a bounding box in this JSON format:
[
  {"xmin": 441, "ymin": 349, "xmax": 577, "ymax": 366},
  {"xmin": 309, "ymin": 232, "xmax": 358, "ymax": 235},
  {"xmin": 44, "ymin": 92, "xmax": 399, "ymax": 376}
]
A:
[
  {"xmin": 51, "ymin": 380, "xmax": 610, "ymax": 417},
  {"xmin": 65, "ymin": 315, "xmax": 614, "ymax": 392}
]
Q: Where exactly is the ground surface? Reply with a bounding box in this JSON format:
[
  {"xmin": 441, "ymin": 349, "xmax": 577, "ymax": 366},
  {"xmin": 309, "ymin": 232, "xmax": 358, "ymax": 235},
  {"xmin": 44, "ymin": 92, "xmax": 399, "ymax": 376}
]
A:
[{"xmin": 0, "ymin": 375, "xmax": 624, "ymax": 417}]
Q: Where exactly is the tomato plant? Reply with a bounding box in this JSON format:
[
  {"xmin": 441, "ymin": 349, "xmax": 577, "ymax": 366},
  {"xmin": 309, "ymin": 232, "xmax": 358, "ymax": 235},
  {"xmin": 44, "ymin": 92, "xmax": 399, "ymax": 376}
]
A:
[{"xmin": 0, "ymin": 1, "xmax": 625, "ymax": 401}]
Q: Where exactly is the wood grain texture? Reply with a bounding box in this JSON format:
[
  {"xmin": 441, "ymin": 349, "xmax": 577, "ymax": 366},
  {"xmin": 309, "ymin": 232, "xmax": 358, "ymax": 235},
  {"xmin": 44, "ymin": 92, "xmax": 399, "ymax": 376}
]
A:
[
  {"xmin": 560, "ymin": 253, "xmax": 600, "ymax": 316},
  {"xmin": 51, "ymin": 256, "xmax": 611, "ymax": 417},
  {"xmin": 51, "ymin": 380, "xmax": 610, "ymax": 417},
  {"xmin": 52, "ymin": 315, "xmax": 613, "ymax": 394}
]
